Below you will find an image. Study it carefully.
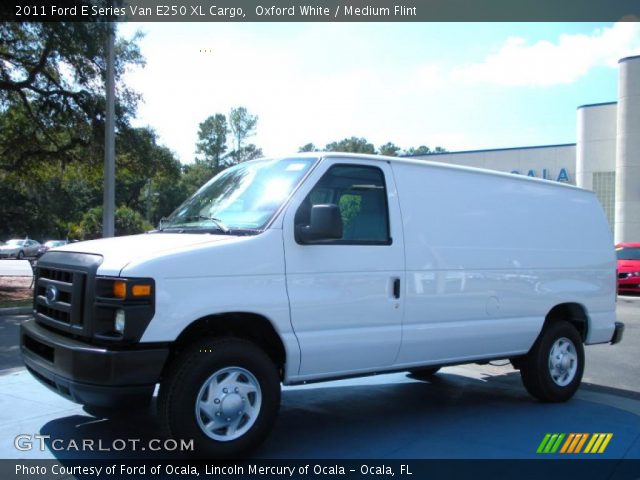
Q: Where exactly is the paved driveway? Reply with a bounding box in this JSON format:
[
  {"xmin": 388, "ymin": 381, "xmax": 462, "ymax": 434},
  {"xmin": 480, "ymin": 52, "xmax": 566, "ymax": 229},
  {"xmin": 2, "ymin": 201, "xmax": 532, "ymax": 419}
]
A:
[{"xmin": 0, "ymin": 298, "xmax": 638, "ymax": 460}]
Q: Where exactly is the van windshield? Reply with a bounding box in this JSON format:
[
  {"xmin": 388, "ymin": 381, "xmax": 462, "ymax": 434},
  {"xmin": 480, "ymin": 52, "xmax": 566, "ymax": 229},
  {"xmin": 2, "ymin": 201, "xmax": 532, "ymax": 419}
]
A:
[{"xmin": 162, "ymin": 157, "xmax": 317, "ymax": 233}]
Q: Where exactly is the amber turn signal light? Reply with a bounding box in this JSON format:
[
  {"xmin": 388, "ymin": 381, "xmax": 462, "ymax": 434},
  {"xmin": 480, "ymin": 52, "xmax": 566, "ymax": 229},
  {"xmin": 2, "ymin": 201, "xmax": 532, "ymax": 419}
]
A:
[
  {"xmin": 113, "ymin": 281, "xmax": 127, "ymax": 299},
  {"xmin": 131, "ymin": 284, "xmax": 152, "ymax": 297}
]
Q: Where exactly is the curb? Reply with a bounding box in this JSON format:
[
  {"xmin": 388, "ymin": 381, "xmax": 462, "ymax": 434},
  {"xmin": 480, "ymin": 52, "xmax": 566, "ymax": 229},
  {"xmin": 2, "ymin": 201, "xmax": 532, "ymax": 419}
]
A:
[{"xmin": 0, "ymin": 307, "xmax": 32, "ymax": 316}]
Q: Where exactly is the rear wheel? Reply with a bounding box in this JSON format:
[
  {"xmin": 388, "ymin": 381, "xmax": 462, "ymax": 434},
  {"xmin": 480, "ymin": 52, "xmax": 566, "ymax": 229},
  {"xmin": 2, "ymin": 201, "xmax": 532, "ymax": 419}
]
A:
[
  {"xmin": 520, "ymin": 321, "xmax": 584, "ymax": 402},
  {"xmin": 158, "ymin": 338, "xmax": 281, "ymax": 457}
]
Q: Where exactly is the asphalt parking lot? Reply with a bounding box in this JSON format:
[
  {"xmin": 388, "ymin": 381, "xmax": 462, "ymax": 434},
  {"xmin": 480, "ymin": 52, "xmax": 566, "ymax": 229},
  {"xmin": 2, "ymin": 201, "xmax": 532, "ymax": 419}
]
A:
[{"xmin": 0, "ymin": 298, "xmax": 638, "ymax": 461}]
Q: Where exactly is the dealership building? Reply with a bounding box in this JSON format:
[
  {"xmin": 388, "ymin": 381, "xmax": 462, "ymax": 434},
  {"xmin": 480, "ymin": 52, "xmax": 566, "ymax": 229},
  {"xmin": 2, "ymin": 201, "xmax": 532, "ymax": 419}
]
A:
[{"xmin": 414, "ymin": 55, "xmax": 640, "ymax": 244}]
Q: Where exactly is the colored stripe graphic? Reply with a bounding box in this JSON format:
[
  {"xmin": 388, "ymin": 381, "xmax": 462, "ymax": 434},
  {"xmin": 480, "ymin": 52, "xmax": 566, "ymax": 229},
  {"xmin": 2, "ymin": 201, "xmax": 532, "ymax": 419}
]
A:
[
  {"xmin": 550, "ymin": 433, "xmax": 565, "ymax": 453},
  {"xmin": 560, "ymin": 433, "xmax": 575, "ymax": 453},
  {"xmin": 537, "ymin": 433, "xmax": 565, "ymax": 453},
  {"xmin": 585, "ymin": 433, "xmax": 613, "ymax": 453},
  {"xmin": 574, "ymin": 433, "xmax": 589, "ymax": 453},
  {"xmin": 537, "ymin": 434, "xmax": 552, "ymax": 453},
  {"xmin": 539, "ymin": 433, "xmax": 613, "ymax": 454}
]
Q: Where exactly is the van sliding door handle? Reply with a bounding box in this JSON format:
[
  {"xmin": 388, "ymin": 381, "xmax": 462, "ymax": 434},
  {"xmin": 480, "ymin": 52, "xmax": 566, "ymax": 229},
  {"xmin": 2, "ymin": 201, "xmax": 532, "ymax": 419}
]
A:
[{"xmin": 393, "ymin": 278, "xmax": 401, "ymax": 299}]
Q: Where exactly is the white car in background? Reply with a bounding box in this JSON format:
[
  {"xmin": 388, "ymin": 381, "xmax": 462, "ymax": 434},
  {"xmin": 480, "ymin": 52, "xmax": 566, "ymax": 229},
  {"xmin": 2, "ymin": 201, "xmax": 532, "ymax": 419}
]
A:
[{"xmin": 0, "ymin": 239, "xmax": 41, "ymax": 259}]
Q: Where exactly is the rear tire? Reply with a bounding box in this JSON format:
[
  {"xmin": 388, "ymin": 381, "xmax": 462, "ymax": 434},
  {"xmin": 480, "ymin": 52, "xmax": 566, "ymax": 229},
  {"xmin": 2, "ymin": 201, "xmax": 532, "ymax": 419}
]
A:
[
  {"xmin": 520, "ymin": 321, "xmax": 584, "ymax": 402},
  {"xmin": 158, "ymin": 338, "xmax": 281, "ymax": 457}
]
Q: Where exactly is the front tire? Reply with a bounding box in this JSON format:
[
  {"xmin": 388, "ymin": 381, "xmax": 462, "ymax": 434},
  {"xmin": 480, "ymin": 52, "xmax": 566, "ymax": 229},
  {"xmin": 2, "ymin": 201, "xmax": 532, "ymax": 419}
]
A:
[
  {"xmin": 158, "ymin": 338, "xmax": 281, "ymax": 457},
  {"xmin": 520, "ymin": 321, "xmax": 584, "ymax": 402},
  {"xmin": 17, "ymin": 250, "xmax": 24, "ymax": 260}
]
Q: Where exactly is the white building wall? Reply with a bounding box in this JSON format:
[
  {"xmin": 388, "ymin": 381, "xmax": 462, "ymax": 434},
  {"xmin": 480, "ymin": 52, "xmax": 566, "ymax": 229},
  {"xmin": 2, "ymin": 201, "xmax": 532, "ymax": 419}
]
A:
[
  {"xmin": 576, "ymin": 102, "xmax": 618, "ymax": 229},
  {"xmin": 615, "ymin": 55, "xmax": 640, "ymax": 244},
  {"xmin": 576, "ymin": 102, "xmax": 617, "ymax": 191}
]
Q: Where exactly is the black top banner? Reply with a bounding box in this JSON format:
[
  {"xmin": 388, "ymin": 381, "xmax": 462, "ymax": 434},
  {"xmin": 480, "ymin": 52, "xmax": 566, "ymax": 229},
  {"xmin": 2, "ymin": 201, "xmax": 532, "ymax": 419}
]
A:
[{"xmin": 1, "ymin": 0, "xmax": 640, "ymax": 22}]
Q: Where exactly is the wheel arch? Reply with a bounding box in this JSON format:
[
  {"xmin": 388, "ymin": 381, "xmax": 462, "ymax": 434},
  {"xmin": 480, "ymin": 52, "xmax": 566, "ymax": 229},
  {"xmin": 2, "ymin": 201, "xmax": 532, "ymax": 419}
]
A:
[
  {"xmin": 164, "ymin": 312, "xmax": 287, "ymax": 380},
  {"xmin": 542, "ymin": 302, "xmax": 589, "ymax": 342}
]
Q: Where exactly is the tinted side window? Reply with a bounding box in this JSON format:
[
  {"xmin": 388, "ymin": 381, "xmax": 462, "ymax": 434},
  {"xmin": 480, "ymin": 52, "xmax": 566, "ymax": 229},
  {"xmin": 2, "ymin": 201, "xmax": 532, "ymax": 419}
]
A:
[{"xmin": 295, "ymin": 164, "xmax": 390, "ymax": 244}]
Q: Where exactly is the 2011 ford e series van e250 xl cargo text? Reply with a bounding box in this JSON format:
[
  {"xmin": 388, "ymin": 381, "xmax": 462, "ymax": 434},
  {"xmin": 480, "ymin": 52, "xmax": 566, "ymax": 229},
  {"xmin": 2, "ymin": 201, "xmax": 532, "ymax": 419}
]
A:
[{"xmin": 21, "ymin": 153, "xmax": 624, "ymax": 456}]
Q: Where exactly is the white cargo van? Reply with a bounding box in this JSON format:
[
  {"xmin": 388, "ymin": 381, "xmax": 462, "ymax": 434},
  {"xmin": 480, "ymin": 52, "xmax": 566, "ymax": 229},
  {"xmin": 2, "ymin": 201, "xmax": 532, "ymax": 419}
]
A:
[{"xmin": 21, "ymin": 153, "xmax": 623, "ymax": 456}]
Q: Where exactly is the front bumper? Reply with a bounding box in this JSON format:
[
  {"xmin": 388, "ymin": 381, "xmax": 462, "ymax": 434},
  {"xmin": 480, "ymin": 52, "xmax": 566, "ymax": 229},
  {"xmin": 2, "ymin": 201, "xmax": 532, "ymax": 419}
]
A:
[
  {"xmin": 617, "ymin": 275, "xmax": 640, "ymax": 292},
  {"xmin": 21, "ymin": 319, "xmax": 169, "ymax": 407}
]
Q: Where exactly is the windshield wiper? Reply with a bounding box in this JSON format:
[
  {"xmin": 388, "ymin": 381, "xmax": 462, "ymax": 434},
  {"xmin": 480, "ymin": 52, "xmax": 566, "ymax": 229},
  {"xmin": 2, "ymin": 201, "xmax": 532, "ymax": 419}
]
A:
[{"xmin": 168, "ymin": 215, "xmax": 230, "ymax": 233}]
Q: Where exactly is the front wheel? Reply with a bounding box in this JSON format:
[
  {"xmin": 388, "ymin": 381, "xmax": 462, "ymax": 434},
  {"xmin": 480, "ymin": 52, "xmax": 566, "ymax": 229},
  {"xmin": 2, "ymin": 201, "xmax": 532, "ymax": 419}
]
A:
[
  {"xmin": 17, "ymin": 250, "xmax": 24, "ymax": 260},
  {"xmin": 158, "ymin": 338, "xmax": 281, "ymax": 457},
  {"xmin": 520, "ymin": 321, "xmax": 584, "ymax": 402}
]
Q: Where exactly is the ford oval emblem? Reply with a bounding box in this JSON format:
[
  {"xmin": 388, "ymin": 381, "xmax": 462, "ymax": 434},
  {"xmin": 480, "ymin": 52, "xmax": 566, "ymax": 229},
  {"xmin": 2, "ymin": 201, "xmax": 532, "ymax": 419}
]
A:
[{"xmin": 45, "ymin": 285, "xmax": 59, "ymax": 305}]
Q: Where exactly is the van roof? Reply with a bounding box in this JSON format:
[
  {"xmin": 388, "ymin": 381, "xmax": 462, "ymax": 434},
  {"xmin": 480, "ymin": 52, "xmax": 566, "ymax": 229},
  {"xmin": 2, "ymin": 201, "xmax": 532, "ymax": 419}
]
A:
[{"xmin": 289, "ymin": 152, "xmax": 589, "ymax": 194}]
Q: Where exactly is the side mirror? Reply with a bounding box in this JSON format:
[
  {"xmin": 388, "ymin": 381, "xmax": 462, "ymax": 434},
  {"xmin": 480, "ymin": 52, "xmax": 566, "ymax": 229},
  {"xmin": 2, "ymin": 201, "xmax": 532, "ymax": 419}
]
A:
[{"xmin": 296, "ymin": 204, "xmax": 343, "ymax": 243}]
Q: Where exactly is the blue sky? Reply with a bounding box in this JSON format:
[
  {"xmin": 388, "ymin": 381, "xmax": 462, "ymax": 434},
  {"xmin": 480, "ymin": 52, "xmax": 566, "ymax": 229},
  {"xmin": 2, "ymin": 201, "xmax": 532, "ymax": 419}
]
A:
[{"xmin": 118, "ymin": 22, "xmax": 640, "ymax": 163}]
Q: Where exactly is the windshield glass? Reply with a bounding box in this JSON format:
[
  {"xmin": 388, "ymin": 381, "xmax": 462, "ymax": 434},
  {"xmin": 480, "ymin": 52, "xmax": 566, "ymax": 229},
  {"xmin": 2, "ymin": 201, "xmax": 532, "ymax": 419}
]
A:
[
  {"xmin": 616, "ymin": 246, "xmax": 640, "ymax": 260},
  {"xmin": 7, "ymin": 240, "xmax": 24, "ymax": 246},
  {"xmin": 163, "ymin": 157, "xmax": 317, "ymax": 232}
]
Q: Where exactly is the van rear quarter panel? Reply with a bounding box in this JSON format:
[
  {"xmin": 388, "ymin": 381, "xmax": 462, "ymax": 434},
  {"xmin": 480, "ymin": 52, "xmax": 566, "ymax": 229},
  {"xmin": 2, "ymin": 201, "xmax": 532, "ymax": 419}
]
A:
[{"xmin": 391, "ymin": 160, "xmax": 616, "ymax": 364}]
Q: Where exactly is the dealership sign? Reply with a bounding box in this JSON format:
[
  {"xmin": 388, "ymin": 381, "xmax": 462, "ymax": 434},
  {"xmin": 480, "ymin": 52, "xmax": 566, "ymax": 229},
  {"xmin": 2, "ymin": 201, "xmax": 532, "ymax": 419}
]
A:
[{"xmin": 510, "ymin": 168, "xmax": 571, "ymax": 183}]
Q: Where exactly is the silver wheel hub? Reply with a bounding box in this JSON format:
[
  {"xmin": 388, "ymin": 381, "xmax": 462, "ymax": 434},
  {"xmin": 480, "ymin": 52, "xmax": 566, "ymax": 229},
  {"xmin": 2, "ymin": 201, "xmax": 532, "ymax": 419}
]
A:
[
  {"xmin": 195, "ymin": 366, "xmax": 262, "ymax": 442},
  {"xmin": 548, "ymin": 337, "xmax": 578, "ymax": 387}
]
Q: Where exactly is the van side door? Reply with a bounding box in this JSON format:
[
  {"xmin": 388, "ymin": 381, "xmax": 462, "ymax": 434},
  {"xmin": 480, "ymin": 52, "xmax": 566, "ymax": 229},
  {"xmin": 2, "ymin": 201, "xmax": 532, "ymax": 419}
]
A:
[{"xmin": 282, "ymin": 158, "xmax": 405, "ymax": 378}]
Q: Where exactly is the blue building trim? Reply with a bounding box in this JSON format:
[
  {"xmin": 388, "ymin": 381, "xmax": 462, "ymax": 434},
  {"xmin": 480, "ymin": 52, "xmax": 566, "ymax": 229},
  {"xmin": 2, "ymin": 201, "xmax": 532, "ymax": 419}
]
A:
[
  {"xmin": 619, "ymin": 55, "xmax": 640, "ymax": 64},
  {"xmin": 402, "ymin": 143, "xmax": 576, "ymax": 158},
  {"xmin": 577, "ymin": 101, "xmax": 617, "ymax": 110}
]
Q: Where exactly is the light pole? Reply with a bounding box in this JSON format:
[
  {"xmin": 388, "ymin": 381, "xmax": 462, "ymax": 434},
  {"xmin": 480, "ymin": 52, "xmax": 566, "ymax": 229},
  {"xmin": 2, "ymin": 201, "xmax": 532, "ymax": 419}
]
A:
[{"xmin": 102, "ymin": 21, "xmax": 116, "ymax": 238}]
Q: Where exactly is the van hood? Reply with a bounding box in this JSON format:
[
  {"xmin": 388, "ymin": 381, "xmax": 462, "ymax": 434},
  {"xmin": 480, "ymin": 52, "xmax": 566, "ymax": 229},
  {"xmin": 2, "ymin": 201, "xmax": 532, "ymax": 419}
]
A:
[{"xmin": 53, "ymin": 233, "xmax": 236, "ymax": 275}]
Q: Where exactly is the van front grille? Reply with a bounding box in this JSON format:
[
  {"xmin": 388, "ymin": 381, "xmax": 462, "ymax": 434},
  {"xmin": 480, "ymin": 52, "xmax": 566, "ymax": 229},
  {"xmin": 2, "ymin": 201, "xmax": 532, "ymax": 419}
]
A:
[{"xmin": 35, "ymin": 267, "xmax": 86, "ymax": 328}]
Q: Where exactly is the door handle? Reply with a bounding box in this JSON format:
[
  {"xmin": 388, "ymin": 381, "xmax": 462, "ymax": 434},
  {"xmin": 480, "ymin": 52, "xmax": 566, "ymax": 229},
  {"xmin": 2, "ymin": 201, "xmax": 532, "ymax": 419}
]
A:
[{"xmin": 393, "ymin": 278, "xmax": 401, "ymax": 299}]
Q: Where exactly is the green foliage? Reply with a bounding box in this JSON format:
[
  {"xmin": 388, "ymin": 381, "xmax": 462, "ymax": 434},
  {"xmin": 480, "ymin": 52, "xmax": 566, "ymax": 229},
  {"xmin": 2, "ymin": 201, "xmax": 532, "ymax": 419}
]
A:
[
  {"xmin": 299, "ymin": 137, "xmax": 447, "ymax": 157},
  {"xmin": 298, "ymin": 143, "xmax": 319, "ymax": 152},
  {"xmin": 404, "ymin": 145, "xmax": 432, "ymax": 156},
  {"xmin": 0, "ymin": 123, "xmax": 183, "ymax": 240},
  {"xmin": 325, "ymin": 137, "xmax": 376, "ymax": 154},
  {"xmin": 70, "ymin": 206, "xmax": 153, "ymax": 240},
  {"xmin": 192, "ymin": 107, "xmax": 264, "ymax": 168},
  {"xmin": 227, "ymin": 106, "xmax": 261, "ymax": 164},
  {"xmin": 0, "ymin": 22, "xmax": 144, "ymax": 172},
  {"xmin": 196, "ymin": 114, "xmax": 228, "ymax": 168},
  {"xmin": 228, "ymin": 144, "xmax": 263, "ymax": 164},
  {"xmin": 180, "ymin": 162, "xmax": 220, "ymax": 198},
  {"xmin": 404, "ymin": 145, "xmax": 447, "ymax": 156},
  {"xmin": 338, "ymin": 194, "xmax": 362, "ymax": 231},
  {"xmin": 379, "ymin": 142, "xmax": 401, "ymax": 156},
  {"xmin": 0, "ymin": 23, "xmax": 169, "ymax": 241}
]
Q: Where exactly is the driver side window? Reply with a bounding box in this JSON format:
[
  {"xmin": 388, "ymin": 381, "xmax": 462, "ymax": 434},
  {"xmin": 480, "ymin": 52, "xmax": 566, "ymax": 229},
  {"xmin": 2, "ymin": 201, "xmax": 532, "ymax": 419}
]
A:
[{"xmin": 294, "ymin": 164, "xmax": 391, "ymax": 245}]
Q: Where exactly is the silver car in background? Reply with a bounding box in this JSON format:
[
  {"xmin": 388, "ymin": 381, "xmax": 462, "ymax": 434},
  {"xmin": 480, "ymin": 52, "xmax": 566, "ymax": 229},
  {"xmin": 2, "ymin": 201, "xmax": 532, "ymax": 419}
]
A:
[{"xmin": 0, "ymin": 239, "xmax": 41, "ymax": 259}]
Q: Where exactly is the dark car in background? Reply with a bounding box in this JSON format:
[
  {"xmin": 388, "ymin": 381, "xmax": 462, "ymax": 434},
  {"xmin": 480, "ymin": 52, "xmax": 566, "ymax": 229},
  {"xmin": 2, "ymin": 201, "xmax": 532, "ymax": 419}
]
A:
[
  {"xmin": 616, "ymin": 243, "xmax": 640, "ymax": 294},
  {"xmin": 36, "ymin": 240, "xmax": 68, "ymax": 258}
]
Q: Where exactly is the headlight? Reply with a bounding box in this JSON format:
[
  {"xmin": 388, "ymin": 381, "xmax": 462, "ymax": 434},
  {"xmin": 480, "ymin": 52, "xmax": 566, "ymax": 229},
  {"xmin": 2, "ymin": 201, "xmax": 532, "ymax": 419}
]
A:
[{"xmin": 114, "ymin": 309, "xmax": 126, "ymax": 334}]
